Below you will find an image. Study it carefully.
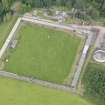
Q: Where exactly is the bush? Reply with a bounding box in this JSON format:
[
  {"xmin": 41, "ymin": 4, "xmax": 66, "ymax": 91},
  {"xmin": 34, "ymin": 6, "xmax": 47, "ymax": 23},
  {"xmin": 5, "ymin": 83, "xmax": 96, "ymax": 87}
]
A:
[
  {"xmin": 86, "ymin": 6, "xmax": 99, "ymax": 19},
  {"xmin": 82, "ymin": 63, "xmax": 105, "ymax": 105},
  {"xmin": 15, "ymin": 3, "xmax": 32, "ymax": 14},
  {"xmin": 21, "ymin": 4, "xmax": 32, "ymax": 13}
]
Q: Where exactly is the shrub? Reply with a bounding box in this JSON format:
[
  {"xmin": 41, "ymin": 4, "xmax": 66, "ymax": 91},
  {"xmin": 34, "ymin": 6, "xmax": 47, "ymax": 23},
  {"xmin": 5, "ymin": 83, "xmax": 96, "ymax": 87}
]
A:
[{"xmin": 82, "ymin": 63, "xmax": 105, "ymax": 105}]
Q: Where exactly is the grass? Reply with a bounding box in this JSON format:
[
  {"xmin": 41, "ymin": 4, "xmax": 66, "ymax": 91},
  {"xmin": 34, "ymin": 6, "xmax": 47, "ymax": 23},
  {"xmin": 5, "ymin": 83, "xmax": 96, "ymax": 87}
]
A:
[
  {"xmin": 0, "ymin": 16, "xmax": 17, "ymax": 48},
  {"xmin": 0, "ymin": 77, "xmax": 94, "ymax": 105},
  {"xmin": 4, "ymin": 23, "xmax": 81, "ymax": 84}
]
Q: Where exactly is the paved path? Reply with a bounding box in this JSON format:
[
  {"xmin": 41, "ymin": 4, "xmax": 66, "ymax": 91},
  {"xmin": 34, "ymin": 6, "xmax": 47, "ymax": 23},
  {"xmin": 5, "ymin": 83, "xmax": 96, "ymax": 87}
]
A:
[
  {"xmin": 22, "ymin": 16, "xmax": 74, "ymax": 32},
  {"xmin": 0, "ymin": 18, "xmax": 21, "ymax": 59},
  {"xmin": 71, "ymin": 34, "xmax": 93, "ymax": 92},
  {"xmin": 0, "ymin": 70, "xmax": 71, "ymax": 91},
  {"xmin": 94, "ymin": 27, "xmax": 105, "ymax": 48}
]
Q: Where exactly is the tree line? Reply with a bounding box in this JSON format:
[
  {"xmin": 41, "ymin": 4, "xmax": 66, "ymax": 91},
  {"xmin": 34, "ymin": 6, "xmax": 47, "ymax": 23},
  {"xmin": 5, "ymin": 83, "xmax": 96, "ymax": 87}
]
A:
[
  {"xmin": 21, "ymin": 0, "xmax": 105, "ymax": 15},
  {"xmin": 20, "ymin": 0, "xmax": 105, "ymax": 20},
  {"xmin": 0, "ymin": 0, "xmax": 105, "ymax": 23}
]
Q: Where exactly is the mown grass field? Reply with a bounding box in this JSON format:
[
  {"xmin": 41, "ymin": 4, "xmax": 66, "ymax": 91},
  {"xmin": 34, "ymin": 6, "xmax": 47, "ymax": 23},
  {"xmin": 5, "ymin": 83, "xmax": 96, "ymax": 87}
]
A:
[
  {"xmin": 0, "ymin": 16, "xmax": 17, "ymax": 48},
  {"xmin": 5, "ymin": 23, "xmax": 81, "ymax": 84},
  {"xmin": 0, "ymin": 77, "xmax": 94, "ymax": 105}
]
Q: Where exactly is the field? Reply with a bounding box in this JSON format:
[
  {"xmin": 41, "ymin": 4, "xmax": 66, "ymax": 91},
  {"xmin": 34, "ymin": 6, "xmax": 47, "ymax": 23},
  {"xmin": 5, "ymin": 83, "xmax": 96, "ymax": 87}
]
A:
[
  {"xmin": 0, "ymin": 77, "xmax": 94, "ymax": 105},
  {"xmin": 4, "ymin": 23, "xmax": 81, "ymax": 84},
  {"xmin": 0, "ymin": 16, "xmax": 17, "ymax": 48}
]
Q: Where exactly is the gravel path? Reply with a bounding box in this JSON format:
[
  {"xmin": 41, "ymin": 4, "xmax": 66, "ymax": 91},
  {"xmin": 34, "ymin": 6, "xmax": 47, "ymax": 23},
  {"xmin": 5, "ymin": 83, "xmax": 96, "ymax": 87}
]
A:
[{"xmin": 0, "ymin": 70, "xmax": 71, "ymax": 91}]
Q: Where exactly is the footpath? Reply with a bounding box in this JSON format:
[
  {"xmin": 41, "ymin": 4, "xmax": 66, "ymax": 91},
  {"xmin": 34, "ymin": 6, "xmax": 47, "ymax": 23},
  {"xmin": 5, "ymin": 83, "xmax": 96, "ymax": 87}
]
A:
[{"xmin": 0, "ymin": 70, "xmax": 71, "ymax": 91}]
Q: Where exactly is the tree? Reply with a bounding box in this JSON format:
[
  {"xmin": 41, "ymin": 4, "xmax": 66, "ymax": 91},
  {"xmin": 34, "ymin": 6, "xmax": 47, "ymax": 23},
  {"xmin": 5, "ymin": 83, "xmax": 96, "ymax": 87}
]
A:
[{"xmin": 0, "ymin": 0, "xmax": 14, "ymax": 23}]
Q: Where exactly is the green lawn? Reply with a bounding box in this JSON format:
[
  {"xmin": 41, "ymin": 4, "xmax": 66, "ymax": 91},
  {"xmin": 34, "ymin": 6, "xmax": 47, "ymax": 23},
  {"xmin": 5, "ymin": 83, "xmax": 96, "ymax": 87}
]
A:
[
  {"xmin": 5, "ymin": 24, "xmax": 81, "ymax": 84},
  {"xmin": 0, "ymin": 16, "xmax": 17, "ymax": 48},
  {"xmin": 0, "ymin": 77, "xmax": 94, "ymax": 105}
]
